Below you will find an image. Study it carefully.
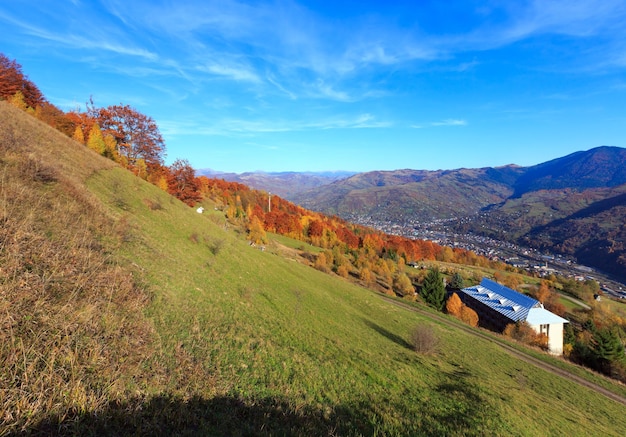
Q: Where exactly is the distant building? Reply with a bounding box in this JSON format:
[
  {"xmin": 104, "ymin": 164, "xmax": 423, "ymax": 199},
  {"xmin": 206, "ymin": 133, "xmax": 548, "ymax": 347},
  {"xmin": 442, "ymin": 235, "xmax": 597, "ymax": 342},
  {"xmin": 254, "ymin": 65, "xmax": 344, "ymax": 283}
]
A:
[{"xmin": 459, "ymin": 278, "xmax": 569, "ymax": 355}]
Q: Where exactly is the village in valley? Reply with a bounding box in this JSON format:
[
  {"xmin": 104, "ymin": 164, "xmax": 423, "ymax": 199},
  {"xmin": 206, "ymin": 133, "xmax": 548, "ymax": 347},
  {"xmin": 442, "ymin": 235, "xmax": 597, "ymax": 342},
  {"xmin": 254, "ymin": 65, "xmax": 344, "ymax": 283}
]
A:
[{"xmin": 349, "ymin": 213, "xmax": 626, "ymax": 298}]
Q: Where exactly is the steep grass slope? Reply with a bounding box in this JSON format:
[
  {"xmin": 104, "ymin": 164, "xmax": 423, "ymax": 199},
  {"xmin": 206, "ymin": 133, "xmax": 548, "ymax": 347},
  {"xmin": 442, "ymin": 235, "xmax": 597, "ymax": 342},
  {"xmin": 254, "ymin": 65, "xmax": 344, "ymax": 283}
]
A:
[
  {"xmin": 0, "ymin": 102, "xmax": 158, "ymax": 433},
  {"xmin": 2, "ymin": 103, "xmax": 626, "ymax": 436}
]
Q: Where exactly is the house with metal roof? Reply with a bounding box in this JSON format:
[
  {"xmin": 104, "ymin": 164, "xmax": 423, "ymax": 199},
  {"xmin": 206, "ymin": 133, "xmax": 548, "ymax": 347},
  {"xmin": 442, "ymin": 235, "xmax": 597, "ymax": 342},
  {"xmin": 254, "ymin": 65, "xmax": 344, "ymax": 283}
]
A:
[{"xmin": 459, "ymin": 278, "xmax": 569, "ymax": 355}]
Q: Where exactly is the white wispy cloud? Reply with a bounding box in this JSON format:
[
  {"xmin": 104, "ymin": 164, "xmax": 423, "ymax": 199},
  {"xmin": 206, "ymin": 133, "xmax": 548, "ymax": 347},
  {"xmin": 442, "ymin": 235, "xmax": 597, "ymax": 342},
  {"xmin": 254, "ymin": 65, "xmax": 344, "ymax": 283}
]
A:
[
  {"xmin": 10, "ymin": 0, "xmax": 626, "ymax": 85},
  {"xmin": 199, "ymin": 62, "xmax": 261, "ymax": 83},
  {"xmin": 6, "ymin": 0, "xmax": 626, "ymax": 123},
  {"xmin": 0, "ymin": 9, "xmax": 157, "ymax": 60},
  {"xmin": 432, "ymin": 119, "xmax": 467, "ymax": 127},
  {"xmin": 412, "ymin": 119, "xmax": 467, "ymax": 129},
  {"xmin": 348, "ymin": 114, "xmax": 393, "ymax": 129},
  {"xmin": 161, "ymin": 113, "xmax": 391, "ymax": 137},
  {"xmin": 98, "ymin": 0, "xmax": 435, "ymax": 91},
  {"xmin": 312, "ymin": 80, "xmax": 352, "ymax": 102},
  {"xmin": 266, "ymin": 73, "xmax": 298, "ymax": 100},
  {"xmin": 511, "ymin": 0, "xmax": 626, "ymax": 38},
  {"xmin": 443, "ymin": 0, "xmax": 626, "ymax": 54}
]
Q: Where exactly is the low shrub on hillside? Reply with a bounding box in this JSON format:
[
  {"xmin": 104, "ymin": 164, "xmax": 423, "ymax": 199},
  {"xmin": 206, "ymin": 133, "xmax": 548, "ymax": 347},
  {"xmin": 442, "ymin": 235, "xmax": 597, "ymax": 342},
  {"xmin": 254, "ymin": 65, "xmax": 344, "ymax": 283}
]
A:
[{"xmin": 409, "ymin": 323, "xmax": 439, "ymax": 355}]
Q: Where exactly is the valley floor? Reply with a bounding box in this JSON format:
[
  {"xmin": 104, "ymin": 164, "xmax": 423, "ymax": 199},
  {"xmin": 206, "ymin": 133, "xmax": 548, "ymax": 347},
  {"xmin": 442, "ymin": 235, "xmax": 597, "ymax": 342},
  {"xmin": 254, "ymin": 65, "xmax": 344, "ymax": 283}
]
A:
[{"xmin": 353, "ymin": 215, "xmax": 626, "ymax": 291}]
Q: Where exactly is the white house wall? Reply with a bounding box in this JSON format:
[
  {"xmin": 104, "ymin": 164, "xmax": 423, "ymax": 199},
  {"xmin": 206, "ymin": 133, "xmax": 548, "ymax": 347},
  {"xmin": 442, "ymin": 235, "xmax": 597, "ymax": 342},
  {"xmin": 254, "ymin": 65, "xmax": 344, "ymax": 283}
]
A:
[{"xmin": 529, "ymin": 322, "xmax": 564, "ymax": 355}]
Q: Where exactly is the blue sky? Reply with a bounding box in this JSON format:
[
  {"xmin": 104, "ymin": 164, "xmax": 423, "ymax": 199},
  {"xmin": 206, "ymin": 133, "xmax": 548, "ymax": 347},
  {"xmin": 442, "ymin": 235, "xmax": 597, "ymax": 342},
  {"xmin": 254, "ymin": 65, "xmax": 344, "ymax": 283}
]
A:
[{"xmin": 2, "ymin": 0, "xmax": 625, "ymax": 173}]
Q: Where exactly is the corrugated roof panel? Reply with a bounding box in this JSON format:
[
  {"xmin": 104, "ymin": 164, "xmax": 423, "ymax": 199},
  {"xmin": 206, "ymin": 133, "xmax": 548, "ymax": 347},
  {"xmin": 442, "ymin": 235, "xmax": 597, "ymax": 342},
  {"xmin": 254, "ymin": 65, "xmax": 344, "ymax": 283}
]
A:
[
  {"xmin": 479, "ymin": 278, "xmax": 539, "ymax": 309},
  {"xmin": 461, "ymin": 285, "xmax": 529, "ymax": 322}
]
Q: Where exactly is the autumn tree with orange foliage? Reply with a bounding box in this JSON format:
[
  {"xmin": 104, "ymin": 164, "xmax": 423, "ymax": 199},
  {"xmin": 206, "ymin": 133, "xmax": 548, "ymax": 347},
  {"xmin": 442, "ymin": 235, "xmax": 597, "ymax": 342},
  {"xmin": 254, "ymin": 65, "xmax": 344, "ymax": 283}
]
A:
[
  {"xmin": 95, "ymin": 103, "xmax": 166, "ymax": 170},
  {"xmin": 247, "ymin": 215, "xmax": 267, "ymax": 245},
  {"xmin": 167, "ymin": 159, "xmax": 202, "ymax": 206},
  {"xmin": 534, "ymin": 281, "xmax": 551, "ymax": 304},
  {"xmin": 146, "ymin": 163, "xmax": 171, "ymax": 191},
  {"xmin": 393, "ymin": 273, "xmax": 414, "ymax": 297},
  {"xmin": 336, "ymin": 264, "xmax": 350, "ymax": 278},
  {"xmin": 314, "ymin": 252, "xmax": 331, "ymax": 273},
  {"xmin": 72, "ymin": 125, "xmax": 85, "ymax": 144},
  {"xmin": 446, "ymin": 293, "xmax": 463, "ymax": 316},
  {"xmin": 533, "ymin": 281, "xmax": 567, "ymax": 317},
  {"xmin": 307, "ymin": 219, "xmax": 324, "ymax": 238},
  {"xmin": 0, "ymin": 53, "xmax": 45, "ymax": 108},
  {"xmin": 446, "ymin": 293, "xmax": 479, "ymax": 327},
  {"xmin": 527, "ymin": 280, "xmax": 566, "ymax": 316},
  {"xmin": 87, "ymin": 123, "xmax": 106, "ymax": 155},
  {"xmin": 33, "ymin": 102, "xmax": 74, "ymax": 134},
  {"xmin": 360, "ymin": 267, "xmax": 374, "ymax": 285},
  {"xmin": 459, "ymin": 305, "xmax": 479, "ymax": 327},
  {"xmin": 65, "ymin": 110, "xmax": 95, "ymax": 141}
]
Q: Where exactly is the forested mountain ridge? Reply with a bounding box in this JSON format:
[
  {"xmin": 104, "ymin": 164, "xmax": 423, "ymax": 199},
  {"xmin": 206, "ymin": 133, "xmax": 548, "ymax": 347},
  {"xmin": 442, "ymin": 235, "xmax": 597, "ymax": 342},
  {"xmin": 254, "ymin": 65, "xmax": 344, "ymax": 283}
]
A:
[
  {"xmin": 291, "ymin": 146, "xmax": 626, "ymax": 281},
  {"xmin": 453, "ymin": 184, "xmax": 626, "ymax": 281},
  {"xmin": 291, "ymin": 166, "xmax": 525, "ymax": 222},
  {"xmin": 512, "ymin": 146, "xmax": 626, "ymax": 197},
  {"xmin": 292, "ymin": 146, "xmax": 626, "ymax": 223},
  {"xmin": 452, "ymin": 147, "xmax": 626, "ymax": 281}
]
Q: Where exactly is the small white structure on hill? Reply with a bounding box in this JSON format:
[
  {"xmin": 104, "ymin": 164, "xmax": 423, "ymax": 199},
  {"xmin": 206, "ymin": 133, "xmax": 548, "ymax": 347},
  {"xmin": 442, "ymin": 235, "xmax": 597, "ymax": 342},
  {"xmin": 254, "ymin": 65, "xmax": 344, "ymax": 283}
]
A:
[
  {"xmin": 459, "ymin": 278, "xmax": 569, "ymax": 355},
  {"xmin": 196, "ymin": 206, "xmax": 204, "ymax": 214}
]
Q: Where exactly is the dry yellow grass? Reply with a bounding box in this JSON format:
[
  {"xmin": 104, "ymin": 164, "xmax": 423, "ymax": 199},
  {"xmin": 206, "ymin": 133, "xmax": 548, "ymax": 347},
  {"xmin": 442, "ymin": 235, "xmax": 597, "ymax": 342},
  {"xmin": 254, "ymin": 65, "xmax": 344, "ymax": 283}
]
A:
[{"xmin": 0, "ymin": 102, "xmax": 159, "ymax": 433}]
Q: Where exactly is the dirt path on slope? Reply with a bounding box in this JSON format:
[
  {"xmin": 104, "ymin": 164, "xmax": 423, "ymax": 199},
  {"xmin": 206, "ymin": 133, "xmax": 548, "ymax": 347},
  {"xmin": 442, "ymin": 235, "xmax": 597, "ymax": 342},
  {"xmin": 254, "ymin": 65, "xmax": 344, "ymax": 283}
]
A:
[
  {"xmin": 379, "ymin": 295, "xmax": 626, "ymax": 407},
  {"xmin": 561, "ymin": 294, "xmax": 591, "ymax": 310}
]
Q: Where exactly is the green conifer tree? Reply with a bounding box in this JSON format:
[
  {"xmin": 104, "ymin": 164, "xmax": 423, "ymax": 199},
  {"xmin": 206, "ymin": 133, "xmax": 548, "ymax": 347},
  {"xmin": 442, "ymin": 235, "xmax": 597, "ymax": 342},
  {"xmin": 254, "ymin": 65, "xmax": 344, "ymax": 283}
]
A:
[
  {"xmin": 449, "ymin": 272, "xmax": 464, "ymax": 290},
  {"xmin": 590, "ymin": 328, "xmax": 625, "ymax": 375},
  {"xmin": 421, "ymin": 268, "xmax": 446, "ymax": 311}
]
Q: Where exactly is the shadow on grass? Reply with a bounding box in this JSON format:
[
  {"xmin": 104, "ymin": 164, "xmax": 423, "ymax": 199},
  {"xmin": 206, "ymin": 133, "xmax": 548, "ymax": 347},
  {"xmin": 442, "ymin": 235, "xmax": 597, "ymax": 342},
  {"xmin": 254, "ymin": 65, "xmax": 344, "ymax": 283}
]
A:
[
  {"xmin": 420, "ymin": 368, "xmax": 503, "ymax": 435},
  {"xmin": 10, "ymin": 381, "xmax": 507, "ymax": 436},
  {"xmin": 11, "ymin": 394, "xmax": 377, "ymax": 437},
  {"xmin": 362, "ymin": 319, "xmax": 413, "ymax": 350}
]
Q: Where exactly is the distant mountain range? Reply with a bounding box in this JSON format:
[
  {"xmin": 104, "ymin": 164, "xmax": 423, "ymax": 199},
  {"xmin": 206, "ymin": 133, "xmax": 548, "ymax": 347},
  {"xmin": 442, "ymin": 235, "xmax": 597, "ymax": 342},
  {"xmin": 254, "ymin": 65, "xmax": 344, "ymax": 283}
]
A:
[
  {"xmin": 291, "ymin": 146, "xmax": 626, "ymax": 220},
  {"xmin": 196, "ymin": 169, "xmax": 355, "ymax": 198},
  {"xmin": 210, "ymin": 146, "xmax": 626, "ymax": 281}
]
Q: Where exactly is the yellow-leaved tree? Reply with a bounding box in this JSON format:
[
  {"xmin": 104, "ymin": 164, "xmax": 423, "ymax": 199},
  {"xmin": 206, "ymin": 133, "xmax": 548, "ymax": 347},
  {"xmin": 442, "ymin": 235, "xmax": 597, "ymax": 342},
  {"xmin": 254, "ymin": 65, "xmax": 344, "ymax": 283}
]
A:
[
  {"xmin": 247, "ymin": 215, "xmax": 267, "ymax": 245},
  {"xmin": 87, "ymin": 123, "xmax": 106, "ymax": 155},
  {"xmin": 394, "ymin": 273, "xmax": 415, "ymax": 297},
  {"xmin": 72, "ymin": 125, "xmax": 85, "ymax": 144}
]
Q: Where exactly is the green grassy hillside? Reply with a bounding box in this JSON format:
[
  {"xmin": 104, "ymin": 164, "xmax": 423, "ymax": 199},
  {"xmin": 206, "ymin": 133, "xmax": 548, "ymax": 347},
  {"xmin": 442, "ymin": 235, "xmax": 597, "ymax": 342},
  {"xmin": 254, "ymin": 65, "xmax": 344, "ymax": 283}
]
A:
[{"xmin": 2, "ymin": 102, "xmax": 626, "ymax": 436}]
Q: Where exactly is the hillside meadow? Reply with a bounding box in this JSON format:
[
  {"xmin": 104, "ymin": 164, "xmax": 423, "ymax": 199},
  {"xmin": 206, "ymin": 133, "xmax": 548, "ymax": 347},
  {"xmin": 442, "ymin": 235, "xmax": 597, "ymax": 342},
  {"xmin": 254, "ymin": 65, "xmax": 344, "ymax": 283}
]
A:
[{"xmin": 1, "ymin": 102, "xmax": 626, "ymax": 435}]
